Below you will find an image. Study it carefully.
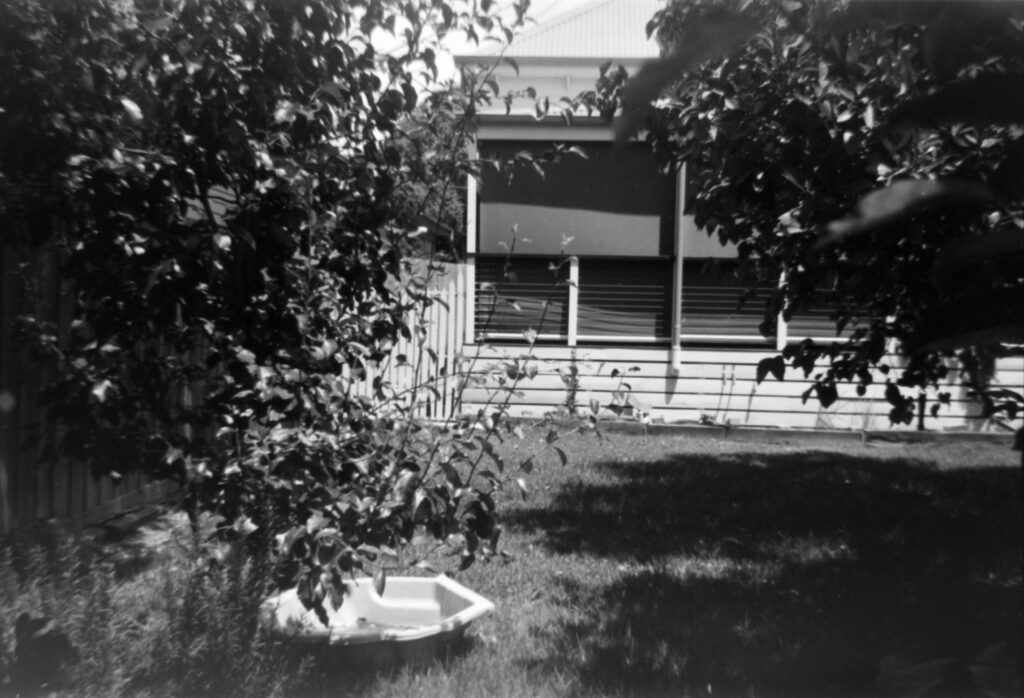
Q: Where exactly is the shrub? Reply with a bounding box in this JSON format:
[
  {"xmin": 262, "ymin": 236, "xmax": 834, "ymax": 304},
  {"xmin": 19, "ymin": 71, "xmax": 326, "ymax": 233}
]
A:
[{"xmin": 1, "ymin": 0, "xmax": 585, "ymax": 626}]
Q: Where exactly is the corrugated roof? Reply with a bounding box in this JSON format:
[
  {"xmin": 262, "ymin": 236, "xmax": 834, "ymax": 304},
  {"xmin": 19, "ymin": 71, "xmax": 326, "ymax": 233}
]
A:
[{"xmin": 460, "ymin": 0, "xmax": 664, "ymax": 60}]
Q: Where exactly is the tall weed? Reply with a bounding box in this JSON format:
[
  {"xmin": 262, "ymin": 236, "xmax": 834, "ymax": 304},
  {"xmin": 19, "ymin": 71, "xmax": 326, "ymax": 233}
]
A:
[{"xmin": 0, "ymin": 516, "xmax": 322, "ymax": 698}]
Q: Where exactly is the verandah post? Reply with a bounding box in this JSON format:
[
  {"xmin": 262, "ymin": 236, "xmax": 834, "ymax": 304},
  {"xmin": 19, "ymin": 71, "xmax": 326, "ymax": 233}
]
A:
[
  {"xmin": 567, "ymin": 256, "xmax": 579, "ymax": 346},
  {"xmin": 464, "ymin": 158, "xmax": 477, "ymax": 346}
]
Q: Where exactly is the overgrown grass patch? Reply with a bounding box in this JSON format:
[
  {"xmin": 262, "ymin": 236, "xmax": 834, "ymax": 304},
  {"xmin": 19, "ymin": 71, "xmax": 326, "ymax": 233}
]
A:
[{"xmin": 2, "ymin": 431, "xmax": 1021, "ymax": 697}]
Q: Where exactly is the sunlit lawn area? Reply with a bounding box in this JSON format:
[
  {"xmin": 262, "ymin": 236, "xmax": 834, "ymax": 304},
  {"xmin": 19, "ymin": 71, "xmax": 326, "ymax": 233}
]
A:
[
  {"xmin": 345, "ymin": 430, "xmax": 1022, "ymax": 698},
  {"xmin": 3, "ymin": 430, "xmax": 1021, "ymax": 697}
]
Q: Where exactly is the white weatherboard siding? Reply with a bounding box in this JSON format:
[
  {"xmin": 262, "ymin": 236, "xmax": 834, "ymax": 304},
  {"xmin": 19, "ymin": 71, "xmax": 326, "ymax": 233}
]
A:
[{"xmin": 456, "ymin": 343, "xmax": 1024, "ymax": 431}]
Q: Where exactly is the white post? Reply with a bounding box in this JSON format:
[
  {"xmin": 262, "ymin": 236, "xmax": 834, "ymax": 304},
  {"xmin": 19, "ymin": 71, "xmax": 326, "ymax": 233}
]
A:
[
  {"xmin": 464, "ymin": 145, "xmax": 478, "ymax": 345},
  {"xmin": 776, "ymin": 269, "xmax": 788, "ymax": 351},
  {"xmin": 567, "ymin": 255, "xmax": 579, "ymax": 346},
  {"xmin": 670, "ymin": 164, "xmax": 686, "ymax": 372}
]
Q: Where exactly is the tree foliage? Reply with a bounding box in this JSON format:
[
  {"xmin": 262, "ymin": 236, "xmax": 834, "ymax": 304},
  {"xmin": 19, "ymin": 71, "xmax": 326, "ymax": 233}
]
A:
[
  {"xmin": 387, "ymin": 111, "xmax": 468, "ymax": 258},
  {"xmin": 600, "ymin": 0, "xmax": 1024, "ymax": 429},
  {"xmin": 1, "ymin": 0, "xmax": 549, "ymax": 619}
]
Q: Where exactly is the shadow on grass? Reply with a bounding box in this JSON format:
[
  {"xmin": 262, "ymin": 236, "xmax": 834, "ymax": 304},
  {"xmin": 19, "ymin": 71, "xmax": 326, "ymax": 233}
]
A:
[{"xmin": 508, "ymin": 450, "xmax": 1023, "ymax": 697}]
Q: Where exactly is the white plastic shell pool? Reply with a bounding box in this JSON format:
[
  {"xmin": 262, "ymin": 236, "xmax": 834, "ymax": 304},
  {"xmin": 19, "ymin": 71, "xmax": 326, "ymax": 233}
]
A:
[{"xmin": 261, "ymin": 575, "xmax": 495, "ymax": 664}]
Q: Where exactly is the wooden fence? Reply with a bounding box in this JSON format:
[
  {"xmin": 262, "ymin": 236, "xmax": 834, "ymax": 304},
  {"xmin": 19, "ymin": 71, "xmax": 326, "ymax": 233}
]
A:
[
  {"xmin": 0, "ymin": 246, "xmax": 467, "ymax": 536},
  {"xmin": 1, "ymin": 243, "xmax": 171, "ymax": 535},
  {"xmin": 355, "ymin": 261, "xmax": 467, "ymax": 421}
]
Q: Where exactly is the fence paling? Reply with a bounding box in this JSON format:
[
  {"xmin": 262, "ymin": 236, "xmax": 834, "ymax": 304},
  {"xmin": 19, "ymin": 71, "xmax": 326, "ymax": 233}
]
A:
[
  {"xmin": 356, "ymin": 261, "xmax": 465, "ymax": 421},
  {"xmin": 0, "ymin": 241, "xmax": 169, "ymax": 534}
]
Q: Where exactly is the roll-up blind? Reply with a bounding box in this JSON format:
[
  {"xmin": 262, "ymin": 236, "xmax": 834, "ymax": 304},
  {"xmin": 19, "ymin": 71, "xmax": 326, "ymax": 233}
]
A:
[
  {"xmin": 681, "ymin": 260, "xmax": 773, "ymax": 343},
  {"xmin": 787, "ymin": 286, "xmax": 841, "ymax": 339},
  {"xmin": 577, "ymin": 259, "xmax": 673, "ymax": 341},
  {"xmin": 477, "ymin": 141, "xmax": 675, "ymax": 257},
  {"xmin": 474, "ymin": 256, "xmax": 568, "ymax": 339}
]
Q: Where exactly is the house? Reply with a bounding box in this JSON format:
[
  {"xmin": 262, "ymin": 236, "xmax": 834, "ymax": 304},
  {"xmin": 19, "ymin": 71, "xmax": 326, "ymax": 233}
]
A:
[{"xmin": 452, "ymin": 0, "xmax": 1023, "ymax": 430}]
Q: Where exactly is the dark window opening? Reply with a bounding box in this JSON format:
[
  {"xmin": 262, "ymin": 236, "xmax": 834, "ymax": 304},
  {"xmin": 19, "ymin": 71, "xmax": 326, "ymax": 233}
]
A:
[{"xmin": 474, "ymin": 256, "xmax": 568, "ymax": 340}]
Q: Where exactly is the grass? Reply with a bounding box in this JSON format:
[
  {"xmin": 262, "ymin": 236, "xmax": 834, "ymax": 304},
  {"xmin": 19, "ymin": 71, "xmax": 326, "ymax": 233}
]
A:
[{"xmin": 2, "ymin": 430, "xmax": 1021, "ymax": 697}]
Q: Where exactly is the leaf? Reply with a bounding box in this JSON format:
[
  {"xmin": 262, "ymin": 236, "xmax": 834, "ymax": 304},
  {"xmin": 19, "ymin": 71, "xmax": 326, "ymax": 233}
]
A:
[
  {"xmin": 92, "ymin": 380, "xmax": 112, "ymax": 403},
  {"xmin": 232, "ymin": 515, "xmax": 258, "ymax": 537},
  {"xmin": 615, "ymin": 12, "xmax": 760, "ymax": 143},
  {"xmin": 120, "ymin": 98, "xmax": 143, "ymax": 122},
  {"xmin": 801, "ymin": 386, "xmax": 814, "ymax": 405},
  {"xmin": 755, "ymin": 355, "xmax": 785, "ymax": 384},
  {"xmin": 326, "ymin": 573, "xmax": 346, "ymax": 609},
  {"xmin": 884, "ymin": 382, "xmax": 902, "ymax": 406},
  {"xmin": 888, "ymin": 74, "xmax": 1024, "ymax": 127},
  {"xmin": 213, "ymin": 233, "xmax": 231, "ymax": 251},
  {"xmin": 440, "ymin": 460, "xmax": 463, "ymax": 488},
  {"xmin": 816, "ymin": 382, "xmax": 838, "ymax": 409},
  {"xmin": 358, "ymin": 544, "xmax": 381, "ymax": 558},
  {"xmin": 553, "ymin": 447, "xmax": 568, "ymax": 467},
  {"xmin": 821, "ymin": 179, "xmax": 994, "ymax": 244},
  {"xmin": 986, "ymin": 388, "xmax": 1024, "ymax": 404},
  {"xmin": 306, "ymin": 512, "xmax": 329, "ymax": 534},
  {"xmin": 514, "ymin": 477, "xmax": 528, "ymax": 499},
  {"xmin": 373, "ymin": 568, "xmax": 386, "ymax": 596}
]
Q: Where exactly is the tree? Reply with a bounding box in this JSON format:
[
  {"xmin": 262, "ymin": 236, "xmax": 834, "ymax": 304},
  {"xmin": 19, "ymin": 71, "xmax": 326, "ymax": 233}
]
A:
[
  {"xmin": 2, "ymin": 0, "xmax": 538, "ymax": 618},
  {"xmin": 388, "ymin": 111, "xmax": 469, "ymax": 259},
  {"xmin": 594, "ymin": 0, "xmax": 1024, "ymax": 432}
]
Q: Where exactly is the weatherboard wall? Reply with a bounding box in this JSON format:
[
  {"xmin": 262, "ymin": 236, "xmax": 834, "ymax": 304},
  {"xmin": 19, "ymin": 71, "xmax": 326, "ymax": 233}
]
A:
[{"xmin": 455, "ymin": 342, "xmax": 1024, "ymax": 432}]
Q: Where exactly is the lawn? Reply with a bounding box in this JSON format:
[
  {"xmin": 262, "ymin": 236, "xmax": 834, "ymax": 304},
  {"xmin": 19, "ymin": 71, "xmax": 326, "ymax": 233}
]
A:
[{"xmin": 3, "ymin": 430, "xmax": 1021, "ymax": 698}]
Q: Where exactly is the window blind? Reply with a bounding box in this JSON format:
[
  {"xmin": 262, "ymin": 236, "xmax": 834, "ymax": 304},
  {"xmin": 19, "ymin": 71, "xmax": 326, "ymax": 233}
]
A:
[
  {"xmin": 786, "ymin": 287, "xmax": 841, "ymax": 339},
  {"xmin": 474, "ymin": 256, "xmax": 568, "ymax": 339},
  {"xmin": 477, "ymin": 141, "xmax": 675, "ymax": 257},
  {"xmin": 680, "ymin": 260, "xmax": 773, "ymax": 344},
  {"xmin": 577, "ymin": 259, "xmax": 673, "ymax": 341},
  {"xmin": 786, "ymin": 284, "xmax": 864, "ymax": 341}
]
